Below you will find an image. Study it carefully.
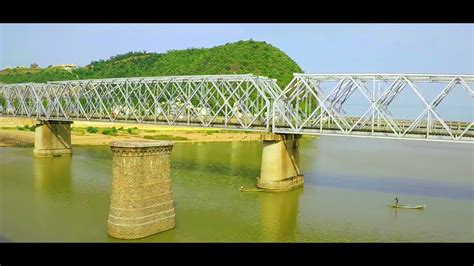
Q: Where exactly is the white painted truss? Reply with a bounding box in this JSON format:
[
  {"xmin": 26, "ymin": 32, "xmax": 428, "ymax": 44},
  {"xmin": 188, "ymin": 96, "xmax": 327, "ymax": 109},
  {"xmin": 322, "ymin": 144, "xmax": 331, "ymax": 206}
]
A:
[
  {"xmin": 272, "ymin": 74, "xmax": 474, "ymax": 143},
  {"xmin": 1, "ymin": 73, "xmax": 473, "ymax": 143},
  {"xmin": 0, "ymin": 75, "xmax": 280, "ymax": 132}
]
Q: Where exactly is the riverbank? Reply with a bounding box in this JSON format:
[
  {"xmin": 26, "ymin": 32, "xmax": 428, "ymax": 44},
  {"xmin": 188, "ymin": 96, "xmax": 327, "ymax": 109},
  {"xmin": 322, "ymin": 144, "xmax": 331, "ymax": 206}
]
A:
[{"xmin": 0, "ymin": 117, "xmax": 263, "ymax": 147}]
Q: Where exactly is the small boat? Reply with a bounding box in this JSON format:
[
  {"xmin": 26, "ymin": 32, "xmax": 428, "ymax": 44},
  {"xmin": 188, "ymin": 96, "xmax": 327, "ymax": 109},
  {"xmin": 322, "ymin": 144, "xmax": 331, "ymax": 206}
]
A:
[
  {"xmin": 239, "ymin": 186, "xmax": 265, "ymax": 192},
  {"xmin": 389, "ymin": 203, "xmax": 426, "ymax": 209}
]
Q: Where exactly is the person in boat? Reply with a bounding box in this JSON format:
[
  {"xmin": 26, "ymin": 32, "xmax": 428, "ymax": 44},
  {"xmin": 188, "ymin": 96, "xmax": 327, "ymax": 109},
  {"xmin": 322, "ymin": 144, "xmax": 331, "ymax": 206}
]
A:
[{"xmin": 392, "ymin": 197, "xmax": 399, "ymax": 205}]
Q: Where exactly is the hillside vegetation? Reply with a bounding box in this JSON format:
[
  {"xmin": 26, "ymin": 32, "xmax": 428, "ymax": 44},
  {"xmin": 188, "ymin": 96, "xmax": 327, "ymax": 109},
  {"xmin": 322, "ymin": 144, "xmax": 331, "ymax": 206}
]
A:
[{"xmin": 0, "ymin": 40, "xmax": 303, "ymax": 87}]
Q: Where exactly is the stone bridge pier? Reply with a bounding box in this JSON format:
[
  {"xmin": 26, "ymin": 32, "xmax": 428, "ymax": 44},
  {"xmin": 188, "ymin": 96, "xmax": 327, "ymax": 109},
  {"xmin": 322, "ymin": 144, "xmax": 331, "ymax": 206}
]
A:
[
  {"xmin": 33, "ymin": 120, "xmax": 73, "ymax": 157},
  {"xmin": 108, "ymin": 141, "xmax": 176, "ymax": 239},
  {"xmin": 257, "ymin": 133, "xmax": 304, "ymax": 191}
]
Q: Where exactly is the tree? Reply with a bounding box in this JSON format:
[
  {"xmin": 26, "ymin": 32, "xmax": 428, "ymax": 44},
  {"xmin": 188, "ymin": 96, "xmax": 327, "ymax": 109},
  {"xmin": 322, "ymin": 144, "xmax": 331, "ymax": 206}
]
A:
[
  {"xmin": 0, "ymin": 40, "xmax": 303, "ymax": 87},
  {"xmin": 230, "ymin": 63, "xmax": 240, "ymax": 74}
]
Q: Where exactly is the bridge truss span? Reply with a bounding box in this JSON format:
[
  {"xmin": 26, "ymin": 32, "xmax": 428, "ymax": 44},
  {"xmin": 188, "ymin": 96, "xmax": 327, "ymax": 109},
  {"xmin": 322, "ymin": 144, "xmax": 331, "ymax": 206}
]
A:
[
  {"xmin": 0, "ymin": 75, "xmax": 281, "ymax": 132},
  {"xmin": 272, "ymin": 74, "xmax": 474, "ymax": 143},
  {"xmin": 1, "ymin": 73, "xmax": 473, "ymax": 143}
]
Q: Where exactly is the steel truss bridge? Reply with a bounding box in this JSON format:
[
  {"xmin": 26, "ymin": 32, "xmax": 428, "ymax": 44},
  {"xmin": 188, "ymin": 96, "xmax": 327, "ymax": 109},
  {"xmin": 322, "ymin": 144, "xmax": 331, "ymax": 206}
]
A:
[{"xmin": 0, "ymin": 74, "xmax": 472, "ymax": 143}]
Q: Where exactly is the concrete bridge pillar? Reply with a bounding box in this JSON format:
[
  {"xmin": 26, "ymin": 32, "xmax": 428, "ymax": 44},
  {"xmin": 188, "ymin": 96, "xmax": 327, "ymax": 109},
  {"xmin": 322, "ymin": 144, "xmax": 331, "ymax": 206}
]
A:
[
  {"xmin": 257, "ymin": 133, "xmax": 304, "ymax": 191},
  {"xmin": 108, "ymin": 141, "xmax": 176, "ymax": 239},
  {"xmin": 33, "ymin": 120, "xmax": 73, "ymax": 157}
]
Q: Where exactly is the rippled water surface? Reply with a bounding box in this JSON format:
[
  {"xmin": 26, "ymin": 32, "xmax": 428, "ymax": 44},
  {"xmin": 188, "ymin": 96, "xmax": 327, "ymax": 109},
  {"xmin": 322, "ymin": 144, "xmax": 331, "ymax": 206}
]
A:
[{"xmin": 0, "ymin": 136, "xmax": 473, "ymax": 242}]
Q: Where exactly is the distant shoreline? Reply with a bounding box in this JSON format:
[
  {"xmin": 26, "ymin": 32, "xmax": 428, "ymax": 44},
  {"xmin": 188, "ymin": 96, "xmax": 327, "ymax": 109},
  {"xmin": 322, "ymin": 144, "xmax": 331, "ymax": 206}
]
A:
[{"xmin": 0, "ymin": 117, "xmax": 264, "ymax": 147}]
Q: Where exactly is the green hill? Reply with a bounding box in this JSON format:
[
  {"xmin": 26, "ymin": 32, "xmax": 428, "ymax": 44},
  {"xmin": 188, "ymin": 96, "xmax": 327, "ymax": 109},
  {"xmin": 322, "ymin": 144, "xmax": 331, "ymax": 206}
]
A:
[{"xmin": 0, "ymin": 40, "xmax": 303, "ymax": 87}]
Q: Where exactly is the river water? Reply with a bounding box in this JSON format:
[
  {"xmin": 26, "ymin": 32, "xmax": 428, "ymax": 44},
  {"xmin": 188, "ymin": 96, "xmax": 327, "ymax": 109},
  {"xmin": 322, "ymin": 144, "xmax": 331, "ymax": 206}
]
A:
[{"xmin": 0, "ymin": 136, "xmax": 472, "ymax": 242}]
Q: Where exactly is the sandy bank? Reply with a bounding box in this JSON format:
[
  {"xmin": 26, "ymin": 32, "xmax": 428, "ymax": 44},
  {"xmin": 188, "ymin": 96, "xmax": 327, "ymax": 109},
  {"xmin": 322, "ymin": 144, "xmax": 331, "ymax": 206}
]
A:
[{"xmin": 0, "ymin": 117, "xmax": 262, "ymax": 147}]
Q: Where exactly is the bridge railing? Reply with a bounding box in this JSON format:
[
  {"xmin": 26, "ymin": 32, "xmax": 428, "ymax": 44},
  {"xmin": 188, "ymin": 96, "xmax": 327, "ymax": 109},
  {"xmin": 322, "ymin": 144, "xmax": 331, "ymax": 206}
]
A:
[
  {"xmin": 0, "ymin": 75, "xmax": 281, "ymax": 132},
  {"xmin": 272, "ymin": 74, "xmax": 474, "ymax": 142}
]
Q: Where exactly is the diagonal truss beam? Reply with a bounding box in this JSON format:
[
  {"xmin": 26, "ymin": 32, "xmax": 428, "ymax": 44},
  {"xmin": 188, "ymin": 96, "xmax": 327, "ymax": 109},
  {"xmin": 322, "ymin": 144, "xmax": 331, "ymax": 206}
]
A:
[
  {"xmin": 272, "ymin": 74, "xmax": 473, "ymax": 143},
  {"xmin": 0, "ymin": 73, "xmax": 472, "ymax": 143}
]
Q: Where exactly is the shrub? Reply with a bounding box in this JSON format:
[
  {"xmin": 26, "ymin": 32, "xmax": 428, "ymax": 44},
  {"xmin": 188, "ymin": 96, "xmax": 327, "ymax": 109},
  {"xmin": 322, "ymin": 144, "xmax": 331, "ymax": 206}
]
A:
[
  {"xmin": 17, "ymin": 125, "xmax": 34, "ymax": 131},
  {"xmin": 86, "ymin": 126, "xmax": 99, "ymax": 133},
  {"xmin": 102, "ymin": 127, "xmax": 118, "ymax": 136}
]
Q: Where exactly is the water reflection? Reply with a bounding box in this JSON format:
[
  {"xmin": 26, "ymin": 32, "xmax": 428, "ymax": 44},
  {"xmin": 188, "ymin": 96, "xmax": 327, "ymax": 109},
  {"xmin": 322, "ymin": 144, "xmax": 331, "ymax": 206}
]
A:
[
  {"xmin": 229, "ymin": 141, "xmax": 257, "ymax": 176},
  {"xmin": 259, "ymin": 188, "xmax": 303, "ymax": 241},
  {"xmin": 229, "ymin": 141, "xmax": 241, "ymax": 172},
  {"xmin": 34, "ymin": 156, "xmax": 72, "ymax": 196}
]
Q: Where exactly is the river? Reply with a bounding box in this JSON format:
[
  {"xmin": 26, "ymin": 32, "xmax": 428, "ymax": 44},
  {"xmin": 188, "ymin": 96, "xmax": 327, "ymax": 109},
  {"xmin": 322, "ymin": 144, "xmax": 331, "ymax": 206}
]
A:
[{"xmin": 0, "ymin": 136, "xmax": 472, "ymax": 242}]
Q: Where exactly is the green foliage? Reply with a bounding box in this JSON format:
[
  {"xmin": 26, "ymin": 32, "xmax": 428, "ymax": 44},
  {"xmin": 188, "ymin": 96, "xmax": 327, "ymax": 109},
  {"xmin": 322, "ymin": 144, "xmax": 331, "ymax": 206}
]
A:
[
  {"xmin": 16, "ymin": 125, "xmax": 35, "ymax": 131},
  {"xmin": 205, "ymin": 130, "xmax": 220, "ymax": 135},
  {"xmin": 143, "ymin": 135, "xmax": 189, "ymax": 141},
  {"xmin": 101, "ymin": 127, "xmax": 118, "ymax": 136},
  {"xmin": 86, "ymin": 126, "xmax": 99, "ymax": 133},
  {"xmin": 0, "ymin": 40, "xmax": 303, "ymax": 87},
  {"xmin": 0, "ymin": 67, "xmax": 78, "ymax": 84}
]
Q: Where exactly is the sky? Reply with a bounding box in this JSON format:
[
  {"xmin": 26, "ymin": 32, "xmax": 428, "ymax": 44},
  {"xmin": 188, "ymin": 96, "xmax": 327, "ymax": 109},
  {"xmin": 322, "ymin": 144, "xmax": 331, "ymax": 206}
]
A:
[{"xmin": 0, "ymin": 23, "xmax": 473, "ymax": 74}]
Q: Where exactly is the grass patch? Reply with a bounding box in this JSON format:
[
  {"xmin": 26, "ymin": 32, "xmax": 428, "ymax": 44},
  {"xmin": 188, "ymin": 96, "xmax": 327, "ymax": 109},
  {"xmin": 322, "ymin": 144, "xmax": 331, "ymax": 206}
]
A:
[
  {"xmin": 144, "ymin": 129, "xmax": 157, "ymax": 133},
  {"xmin": 86, "ymin": 126, "xmax": 99, "ymax": 133},
  {"xmin": 205, "ymin": 130, "xmax": 220, "ymax": 135},
  {"xmin": 126, "ymin": 127, "xmax": 138, "ymax": 134},
  {"xmin": 102, "ymin": 127, "xmax": 118, "ymax": 136},
  {"xmin": 183, "ymin": 130, "xmax": 221, "ymax": 134},
  {"xmin": 73, "ymin": 130, "xmax": 86, "ymax": 136},
  {"xmin": 16, "ymin": 125, "xmax": 35, "ymax": 131},
  {"xmin": 143, "ymin": 134, "xmax": 189, "ymax": 141},
  {"xmin": 72, "ymin": 127, "xmax": 86, "ymax": 135}
]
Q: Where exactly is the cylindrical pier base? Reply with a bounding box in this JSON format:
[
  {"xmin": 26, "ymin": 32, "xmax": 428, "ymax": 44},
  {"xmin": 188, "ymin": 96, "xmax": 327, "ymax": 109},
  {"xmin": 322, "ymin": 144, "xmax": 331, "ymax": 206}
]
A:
[
  {"xmin": 33, "ymin": 120, "xmax": 73, "ymax": 157},
  {"xmin": 257, "ymin": 134, "xmax": 304, "ymax": 191},
  {"xmin": 108, "ymin": 141, "xmax": 175, "ymax": 239}
]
